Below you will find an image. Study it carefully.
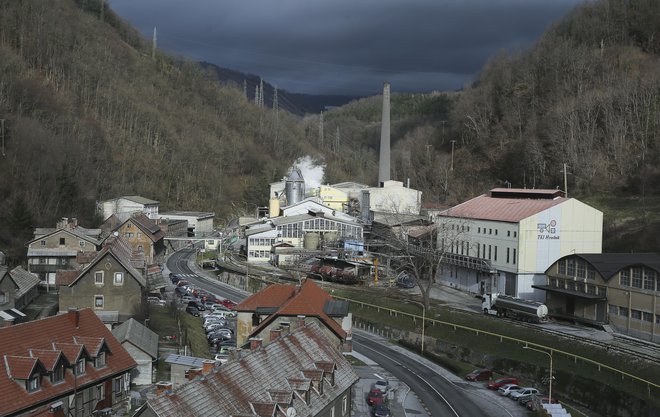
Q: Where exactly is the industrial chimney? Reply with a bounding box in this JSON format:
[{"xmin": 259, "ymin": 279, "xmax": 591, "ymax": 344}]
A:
[{"xmin": 378, "ymin": 83, "xmax": 391, "ymax": 185}]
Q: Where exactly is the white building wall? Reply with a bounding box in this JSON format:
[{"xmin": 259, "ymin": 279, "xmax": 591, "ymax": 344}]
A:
[
  {"xmin": 122, "ymin": 342, "xmax": 154, "ymax": 386},
  {"xmin": 100, "ymin": 199, "xmax": 159, "ymax": 220},
  {"xmin": 367, "ymin": 181, "xmax": 421, "ymax": 215}
]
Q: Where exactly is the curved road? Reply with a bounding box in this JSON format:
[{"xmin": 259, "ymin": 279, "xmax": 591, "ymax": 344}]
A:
[{"xmin": 167, "ymin": 249, "xmax": 514, "ymax": 417}]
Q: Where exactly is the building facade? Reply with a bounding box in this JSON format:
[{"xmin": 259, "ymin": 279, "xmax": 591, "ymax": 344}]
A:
[
  {"xmin": 159, "ymin": 211, "xmax": 215, "ymax": 236},
  {"xmin": 540, "ymin": 253, "xmax": 660, "ymax": 342},
  {"xmin": 437, "ymin": 189, "xmax": 603, "ymax": 300},
  {"xmin": 113, "ymin": 212, "xmax": 166, "ymax": 266},
  {"xmin": 98, "ymin": 196, "xmax": 160, "ymax": 221},
  {"xmin": 112, "ymin": 318, "xmax": 159, "ymax": 386}
]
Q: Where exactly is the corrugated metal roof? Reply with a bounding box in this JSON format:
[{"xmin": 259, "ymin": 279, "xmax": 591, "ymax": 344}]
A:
[
  {"xmin": 440, "ymin": 193, "xmax": 568, "ymax": 222},
  {"xmin": 165, "ymin": 354, "xmax": 209, "ymax": 367}
]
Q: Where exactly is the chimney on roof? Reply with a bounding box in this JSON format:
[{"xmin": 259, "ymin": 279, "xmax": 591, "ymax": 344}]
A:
[
  {"xmin": 280, "ymin": 322, "xmax": 290, "ymax": 335},
  {"xmin": 269, "ymin": 328, "xmax": 282, "ymax": 342},
  {"xmin": 67, "ymin": 307, "xmax": 79, "ymax": 328},
  {"xmin": 57, "ymin": 217, "xmax": 68, "ymax": 229},
  {"xmin": 202, "ymin": 360, "xmax": 216, "ymax": 375},
  {"xmin": 71, "ymin": 218, "xmax": 77, "ymax": 227},
  {"xmin": 155, "ymin": 381, "xmax": 173, "ymax": 396},
  {"xmin": 249, "ymin": 338, "xmax": 263, "ymax": 351},
  {"xmin": 3, "ymin": 317, "xmax": 14, "ymax": 328},
  {"xmin": 185, "ymin": 368, "xmax": 203, "ymax": 380},
  {"xmin": 296, "ymin": 315, "xmax": 306, "ymax": 329}
]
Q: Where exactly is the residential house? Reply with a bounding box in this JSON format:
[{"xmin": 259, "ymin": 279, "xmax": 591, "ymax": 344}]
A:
[
  {"xmin": 0, "ymin": 266, "xmax": 23, "ymax": 325},
  {"xmin": 235, "ymin": 279, "xmax": 351, "ymax": 351},
  {"xmin": 136, "ymin": 322, "xmax": 359, "ymax": 417},
  {"xmin": 539, "ymin": 253, "xmax": 660, "ymax": 343},
  {"xmin": 436, "ymin": 188, "xmax": 603, "ymax": 300},
  {"xmin": 26, "ymin": 218, "xmax": 101, "ymax": 288},
  {"xmin": 59, "ymin": 236, "xmax": 146, "ymax": 326},
  {"xmin": 111, "ymin": 318, "xmax": 159, "ymax": 386},
  {"xmin": 105, "ymin": 212, "xmax": 166, "ymax": 266},
  {"xmin": 97, "ymin": 195, "xmax": 160, "ymax": 221},
  {"xmin": 9, "ymin": 266, "xmax": 41, "ymax": 310},
  {"xmin": 0, "ymin": 308, "xmax": 136, "ymax": 417}
]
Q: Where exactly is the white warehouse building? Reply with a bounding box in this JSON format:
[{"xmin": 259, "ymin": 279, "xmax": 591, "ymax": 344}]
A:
[{"xmin": 436, "ymin": 188, "xmax": 603, "ymax": 301}]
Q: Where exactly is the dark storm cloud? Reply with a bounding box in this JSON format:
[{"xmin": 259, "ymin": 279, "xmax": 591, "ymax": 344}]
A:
[{"xmin": 108, "ymin": 0, "xmax": 582, "ymax": 95}]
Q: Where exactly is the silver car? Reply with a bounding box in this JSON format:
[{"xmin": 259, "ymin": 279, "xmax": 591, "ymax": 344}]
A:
[{"xmin": 498, "ymin": 384, "xmax": 522, "ymax": 397}]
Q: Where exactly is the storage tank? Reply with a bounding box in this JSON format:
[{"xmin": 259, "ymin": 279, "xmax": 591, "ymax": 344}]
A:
[
  {"xmin": 285, "ymin": 168, "xmax": 305, "ymax": 206},
  {"xmin": 304, "ymin": 232, "xmax": 320, "ymax": 250},
  {"xmin": 269, "ymin": 198, "xmax": 280, "ymax": 218},
  {"xmin": 324, "ymin": 231, "xmax": 338, "ymax": 244}
]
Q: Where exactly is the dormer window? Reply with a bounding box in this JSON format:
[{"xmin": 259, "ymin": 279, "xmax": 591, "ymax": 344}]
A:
[
  {"xmin": 26, "ymin": 375, "xmax": 40, "ymax": 392},
  {"xmin": 75, "ymin": 359, "xmax": 85, "ymax": 375},
  {"xmin": 51, "ymin": 365, "xmax": 64, "ymax": 384},
  {"xmin": 95, "ymin": 352, "xmax": 106, "ymax": 368}
]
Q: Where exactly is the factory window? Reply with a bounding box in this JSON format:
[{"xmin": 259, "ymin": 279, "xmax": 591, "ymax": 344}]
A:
[
  {"xmin": 587, "ymin": 284, "xmax": 596, "ymax": 294},
  {"xmin": 513, "ymin": 249, "xmax": 516, "ymax": 264},
  {"xmin": 643, "ymin": 270, "xmax": 655, "ymax": 290},
  {"xmin": 619, "ymin": 307, "xmax": 629, "ymax": 317},
  {"xmin": 514, "ymin": 231, "xmax": 517, "ymax": 238},
  {"xmin": 567, "ymin": 259, "xmax": 575, "ymax": 276},
  {"xmin": 494, "ymin": 246, "xmax": 498, "ymax": 262},
  {"xmin": 495, "ymin": 229, "xmax": 498, "ymax": 235},
  {"xmin": 577, "ymin": 261, "xmax": 586, "ymax": 278},
  {"xmin": 631, "ymin": 309, "xmax": 642, "ymax": 320},
  {"xmin": 506, "ymin": 248, "xmax": 510, "ymax": 264},
  {"xmin": 620, "ymin": 269, "xmax": 630, "ymax": 286},
  {"xmin": 557, "ymin": 259, "xmax": 566, "ymax": 274},
  {"xmin": 489, "ymin": 228, "xmax": 492, "ymax": 235},
  {"xmin": 482, "ymin": 244, "xmax": 486, "ymax": 258},
  {"xmin": 549, "ymin": 278, "xmax": 557, "ymax": 287},
  {"xmin": 608, "ymin": 304, "xmax": 618, "ymax": 316},
  {"xmin": 507, "ymin": 231, "xmax": 510, "ymax": 237},
  {"xmin": 587, "ymin": 266, "xmax": 595, "ymax": 280},
  {"xmin": 632, "ymin": 268, "xmax": 642, "ymax": 288},
  {"xmin": 488, "ymin": 245, "xmax": 491, "ymax": 260},
  {"xmin": 642, "ymin": 312, "xmax": 653, "ymax": 322},
  {"xmin": 477, "ymin": 244, "xmax": 480, "ymax": 258}
]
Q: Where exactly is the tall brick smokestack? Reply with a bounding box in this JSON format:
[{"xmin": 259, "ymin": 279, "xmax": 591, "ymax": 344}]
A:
[{"xmin": 378, "ymin": 82, "xmax": 391, "ymax": 184}]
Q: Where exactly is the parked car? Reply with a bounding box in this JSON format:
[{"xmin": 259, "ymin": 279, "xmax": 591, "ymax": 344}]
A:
[
  {"xmin": 176, "ymin": 280, "xmax": 190, "ymax": 288},
  {"xmin": 204, "ymin": 323, "xmax": 226, "ymax": 333},
  {"xmin": 465, "ymin": 368, "xmax": 492, "ymax": 381},
  {"xmin": 498, "ymin": 384, "xmax": 522, "ymax": 397},
  {"xmin": 221, "ymin": 299, "xmax": 237, "ymax": 310},
  {"xmin": 208, "ymin": 333, "xmax": 232, "ymax": 345},
  {"xmin": 367, "ymin": 388, "xmax": 384, "ymax": 406},
  {"xmin": 147, "ymin": 296, "xmax": 166, "ymax": 306},
  {"xmin": 188, "ymin": 300, "xmax": 205, "ymax": 311},
  {"xmin": 209, "ymin": 311, "xmax": 236, "ymax": 319},
  {"xmin": 181, "ymin": 295, "xmax": 197, "ymax": 303},
  {"xmin": 486, "ymin": 377, "xmax": 519, "ymax": 390},
  {"xmin": 211, "ymin": 304, "xmax": 230, "ymax": 312},
  {"xmin": 203, "ymin": 317, "xmax": 227, "ymax": 326},
  {"xmin": 526, "ymin": 395, "xmax": 559, "ymax": 411},
  {"xmin": 374, "ymin": 380, "xmax": 390, "ymax": 395},
  {"xmin": 214, "ymin": 353, "xmax": 229, "ymax": 364},
  {"xmin": 395, "ymin": 272, "xmax": 415, "ymax": 289},
  {"xmin": 510, "ymin": 387, "xmax": 539, "ymax": 402},
  {"xmin": 204, "ymin": 301, "xmax": 220, "ymax": 310},
  {"xmin": 373, "ymin": 404, "xmax": 390, "ymax": 417},
  {"xmin": 185, "ymin": 306, "xmax": 201, "ymax": 317}
]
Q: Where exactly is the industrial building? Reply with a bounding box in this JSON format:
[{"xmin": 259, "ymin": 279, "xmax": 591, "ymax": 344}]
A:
[
  {"xmin": 159, "ymin": 211, "xmax": 215, "ymax": 236},
  {"xmin": 436, "ymin": 188, "xmax": 603, "ymax": 300}
]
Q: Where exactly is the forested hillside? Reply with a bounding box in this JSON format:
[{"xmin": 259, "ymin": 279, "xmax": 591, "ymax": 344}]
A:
[{"xmin": 0, "ymin": 0, "xmax": 316, "ymax": 259}]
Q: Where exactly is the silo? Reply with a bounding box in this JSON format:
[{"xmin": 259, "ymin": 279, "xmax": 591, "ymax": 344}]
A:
[{"xmin": 285, "ymin": 168, "xmax": 305, "ymax": 206}]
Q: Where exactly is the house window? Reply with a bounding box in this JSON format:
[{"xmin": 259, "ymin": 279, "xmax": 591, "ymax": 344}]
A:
[
  {"xmin": 0, "ymin": 291, "xmax": 6, "ymax": 303},
  {"xmin": 620, "ymin": 269, "xmax": 630, "ymax": 286},
  {"xmin": 95, "ymin": 352, "xmax": 106, "ymax": 368},
  {"xmin": 40, "ymin": 240, "xmax": 46, "ymax": 246},
  {"xmin": 125, "ymin": 232, "xmax": 134, "ymax": 238},
  {"xmin": 95, "ymin": 271, "xmax": 104, "ymax": 285},
  {"xmin": 137, "ymin": 232, "xmax": 142, "ymax": 238},
  {"xmin": 342, "ymin": 395, "xmax": 348, "ymax": 415},
  {"xmin": 587, "ymin": 284, "xmax": 596, "ymax": 294},
  {"xmin": 331, "ymin": 405, "xmax": 335, "ymax": 417},
  {"xmin": 114, "ymin": 377, "xmax": 124, "ymax": 394},
  {"xmin": 51, "ymin": 365, "xmax": 64, "ymax": 383},
  {"xmin": 495, "ymin": 229, "xmax": 498, "ymax": 235},
  {"xmin": 513, "ymin": 231, "xmax": 517, "ymax": 238},
  {"xmin": 489, "ymin": 228, "xmax": 492, "ymax": 234},
  {"xmin": 26, "ymin": 375, "xmax": 40, "ymax": 392},
  {"xmin": 96, "ymin": 384, "xmax": 105, "ymax": 401},
  {"xmin": 477, "ymin": 244, "xmax": 480, "ymax": 258},
  {"xmin": 79, "ymin": 241, "xmax": 85, "ymax": 248},
  {"xmin": 39, "ymin": 258, "xmax": 46, "ymax": 264},
  {"xmin": 94, "ymin": 295, "xmax": 104, "ymax": 309},
  {"xmin": 114, "ymin": 272, "xmax": 124, "ymax": 285},
  {"xmin": 75, "ymin": 359, "xmax": 85, "ymax": 375},
  {"xmin": 507, "ymin": 231, "xmax": 510, "ymax": 237},
  {"xmin": 488, "ymin": 245, "xmax": 491, "ymax": 260},
  {"xmin": 59, "ymin": 237, "xmax": 65, "ymax": 245}
]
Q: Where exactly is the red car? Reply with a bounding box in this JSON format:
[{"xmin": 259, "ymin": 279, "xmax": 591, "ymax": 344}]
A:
[
  {"xmin": 221, "ymin": 299, "xmax": 237, "ymax": 310},
  {"xmin": 486, "ymin": 377, "xmax": 519, "ymax": 390},
  {"xmin": 465, "ymin": 368, "xmax": 492, "ymax": 381},
  {"xmin": 367, "ymin": 388, "xmax": 384, "ymax": 406}
]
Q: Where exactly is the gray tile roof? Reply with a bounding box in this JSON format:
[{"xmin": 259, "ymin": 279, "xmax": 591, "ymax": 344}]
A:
[
  {"xmin": 9, "ymin": 267, "xmax": 41, "ymax": 299},
  {"xmin": 122, "ymin": 196, "xmax": 159, "ymax": 205},
  {"xmin": 112, "ymin": 318, "xmax": 159, "ymax": 359},
  {"xmin": 147, "ymin": 322, "xmax": 359, "ymax": 417}
]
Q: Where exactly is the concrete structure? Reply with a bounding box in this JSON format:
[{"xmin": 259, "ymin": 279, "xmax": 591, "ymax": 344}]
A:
[
  {"xmin": 540, "ymin": 253, "xmax": 660, "ymax": 343},
  {"xmin": 159, "ymin": 211, "xmax": 215, "ymax": 236},
  {"xmin": 378, "ymin": 82, "xmax": 391, "ymax": 184},
  {"xmin": 367, "ymin": 180, "xmax": 422, "ymax": 217},
  {"xmin": 58, "ymin": 236, "xmax": 146, "ymax": 325},
  {"xmin": 112, "ymin": 318, "xmax": 159, "ymax": 385},
  {"xmin": 98, "ymin": 195, "xmax": 160, "ymax": 220},
  {"xmin": 26, "ymin": 218, "xmax": 101, "ymax": 288},
  {"xmin": 164, "ymin": 354, "xmax": 216, "ymax": 388},
  {"xmin": 138, "ymin": 322, "xmax": 359, "ymax": 417},
  {"xmin": 437, "ymin": 188, "xmax": 603, "ymax": 300},
  {"xmin": 0, "ymin": 308, "xmax": 136, "ymax": 417},
  {"xmin": 317, "ymin": 185, "xmax": 349, "ymax": 212}
]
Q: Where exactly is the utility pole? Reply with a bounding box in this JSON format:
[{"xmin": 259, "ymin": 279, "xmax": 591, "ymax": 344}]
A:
[
  {"xmin": 1, "ymin": 119, "xmax": 5, "ymax": 157},
  {"xmin": 440, "ymin": 120, "xmax": 447, "ymax": 144},
  {"xmin": 151, "ymin": 27, "xmax": 157, "ymax": 60},
  {"xmin": 335, "ymin": 126, "xmax": 340, "ymax": 152},
  {"xmin": 425, "ymin": 144, "xmax": 432, "ymax": 160},
  {"xmin": 258, "ymin": 78, "xmax": 264, "ymax": 108},
  {"xmin": 318, "ymin": 111, "xmax": 324, "ymax": 148},
  {"xmin": 450, "ymin": 140, "xmax": 456, "ymax": 171},
  {"xmin": 561, "ymin": 163, "xmax": 570, "ymax": 197},
  {"xmin": 272, "ymin": 85, "xmax": 279, "ymax": 147}
]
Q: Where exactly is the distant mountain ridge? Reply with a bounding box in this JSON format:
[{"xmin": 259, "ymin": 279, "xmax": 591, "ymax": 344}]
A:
[{"xmin": 200, "ymin": 62, "xmax": 361, "ymax": 116}]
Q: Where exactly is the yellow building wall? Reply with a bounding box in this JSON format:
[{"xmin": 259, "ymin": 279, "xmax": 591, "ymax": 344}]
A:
[{"xmin": 318, "ymin": 185, "xmax": 348, "ymax": 212}]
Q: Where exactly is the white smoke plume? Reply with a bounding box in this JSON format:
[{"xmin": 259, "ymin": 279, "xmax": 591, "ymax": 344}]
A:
[{"xmin": 293, "ymin": 155, "xmax": 325, "ymax": 191}]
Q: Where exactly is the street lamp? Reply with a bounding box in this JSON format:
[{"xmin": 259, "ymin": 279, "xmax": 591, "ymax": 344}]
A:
[{"xmin": 523, "ymin": 346, "xmax": 553, "ymax": 403}]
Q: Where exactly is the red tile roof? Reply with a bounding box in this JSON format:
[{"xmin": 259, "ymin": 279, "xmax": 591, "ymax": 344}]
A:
[
  {"xmin": 5, "ymin": 356, "xmax": 40, "ymax": 380},
  {"xmin": 28, "ymin": 350, "xmax": 66, "ymax": 371},
  {"xmin": 440, "ymin": 192, "xmax": 567, "ymax": 223},
  {"xmin": 244, "ymin": 280, "xmax": 347, "ymax": 341},
  {"xmin": 0, "ymin": 309, "xmax": 136, "ymax": 416},
  {"xmin": 55, "ymin": 270, "xmax": 79, "ymax": 286}
]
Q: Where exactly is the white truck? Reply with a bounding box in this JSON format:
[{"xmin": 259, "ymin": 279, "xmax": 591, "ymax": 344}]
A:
[{"xmin": 482, "ymin": 293, "xmax": 549, "ymax": 323}]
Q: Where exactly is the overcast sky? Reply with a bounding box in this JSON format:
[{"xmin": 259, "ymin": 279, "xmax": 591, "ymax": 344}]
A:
[{"xmin": 108, "ymin": 0, "xmax": 583, "ymax": 96}]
